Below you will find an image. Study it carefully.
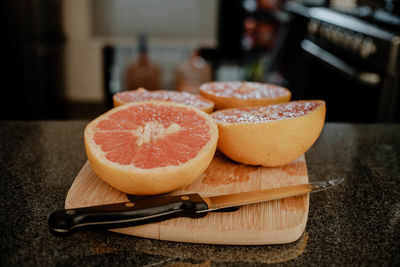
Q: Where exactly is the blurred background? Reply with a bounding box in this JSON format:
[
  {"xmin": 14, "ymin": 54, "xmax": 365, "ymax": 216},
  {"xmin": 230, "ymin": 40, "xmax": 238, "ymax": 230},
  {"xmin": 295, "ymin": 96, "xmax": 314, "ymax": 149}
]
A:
[{"xmin": 1, "ymin": 0, "xmax": 399, "ymax": 122}]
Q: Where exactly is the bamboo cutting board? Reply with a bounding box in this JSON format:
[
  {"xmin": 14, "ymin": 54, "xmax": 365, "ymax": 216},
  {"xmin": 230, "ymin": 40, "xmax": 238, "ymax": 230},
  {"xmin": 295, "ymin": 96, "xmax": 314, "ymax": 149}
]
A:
[{"xmin": 65, "ymin": 153, "xmax": 309, "ymax": 245}]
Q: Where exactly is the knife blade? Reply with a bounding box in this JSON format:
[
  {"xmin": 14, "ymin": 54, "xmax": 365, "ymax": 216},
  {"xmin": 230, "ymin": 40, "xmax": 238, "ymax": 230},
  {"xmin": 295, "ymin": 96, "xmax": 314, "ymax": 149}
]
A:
[{"xmin": 48, "ymin": 178, "xmax": 344, "ymax": 236}]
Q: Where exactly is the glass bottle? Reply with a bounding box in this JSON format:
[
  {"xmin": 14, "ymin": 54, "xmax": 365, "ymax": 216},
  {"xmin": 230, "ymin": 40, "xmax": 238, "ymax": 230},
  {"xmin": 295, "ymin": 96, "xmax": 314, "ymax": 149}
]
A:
[
  {"xmin": 124, "ymin": 34, "xmax": 161, "ymax": 91},
  {"xmin": 175, "ymin": 50, "xmax": 212, "ymax": 94}
]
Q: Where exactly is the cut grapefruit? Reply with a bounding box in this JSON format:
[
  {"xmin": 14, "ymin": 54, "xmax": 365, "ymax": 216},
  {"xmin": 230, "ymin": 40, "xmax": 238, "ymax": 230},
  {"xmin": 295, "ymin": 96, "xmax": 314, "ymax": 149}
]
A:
[
  {"xmin": 211, "ymin": 100, "xmax": 326, "ymax": 167},
  {"xmin": 199, "ymin": 81, "xmax": 291, "ymax": 110},
  {"xmin": 113, "ymin": 87, "xmax": 215, "ymax": 113},
  {"xmin": 84, "ymin": 101, "xmax": 218, "ymax": 195}
]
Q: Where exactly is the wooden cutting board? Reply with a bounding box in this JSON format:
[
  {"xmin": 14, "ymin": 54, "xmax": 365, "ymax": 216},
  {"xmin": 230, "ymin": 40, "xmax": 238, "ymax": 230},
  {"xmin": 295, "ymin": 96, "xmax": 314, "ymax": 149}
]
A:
[{"xmin": 65, "ymin": 153, "xmax": 309, "ymax": 245}]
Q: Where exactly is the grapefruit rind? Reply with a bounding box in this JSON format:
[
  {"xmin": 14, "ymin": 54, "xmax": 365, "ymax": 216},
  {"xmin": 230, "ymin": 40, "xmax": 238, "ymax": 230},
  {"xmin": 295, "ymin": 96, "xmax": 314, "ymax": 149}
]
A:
[
  {"xmin": 113, "ymin": 88, "xmax": 215, "ymax": 113},
  {"xmin": 200, "ymin": 81, "xmax": 291, "ymax": 110},
  {"xmin": 211, "ymin": 100, "xmax": 326, "ymax": 167},
  {"xmin": 84, "ymin": 101, "xmax": 218, "ymax": 195}
]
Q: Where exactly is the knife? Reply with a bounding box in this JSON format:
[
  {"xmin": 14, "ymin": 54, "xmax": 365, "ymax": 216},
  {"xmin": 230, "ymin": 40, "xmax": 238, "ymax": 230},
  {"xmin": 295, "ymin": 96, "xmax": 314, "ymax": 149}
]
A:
[{"xmin": 48, "ymin": 178, "xmax": 344, "ymax": 236}]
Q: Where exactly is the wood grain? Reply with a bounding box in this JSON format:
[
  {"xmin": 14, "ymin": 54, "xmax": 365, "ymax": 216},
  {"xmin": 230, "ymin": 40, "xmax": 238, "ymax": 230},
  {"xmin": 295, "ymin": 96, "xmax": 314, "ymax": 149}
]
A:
[{"xmin": 65, "ymin": 152, "xmax": 309, "ymax": 245}]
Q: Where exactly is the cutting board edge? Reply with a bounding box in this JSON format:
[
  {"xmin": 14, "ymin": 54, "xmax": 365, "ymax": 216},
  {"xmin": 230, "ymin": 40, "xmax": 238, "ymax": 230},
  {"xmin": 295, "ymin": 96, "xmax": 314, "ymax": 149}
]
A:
[
  {"xmin": 109, "ymin": 212, "xmax": 309, "ymax": 245},
  {"xmin": 108, "ymin": 195, "xmax": 310, "ymax": 245}
]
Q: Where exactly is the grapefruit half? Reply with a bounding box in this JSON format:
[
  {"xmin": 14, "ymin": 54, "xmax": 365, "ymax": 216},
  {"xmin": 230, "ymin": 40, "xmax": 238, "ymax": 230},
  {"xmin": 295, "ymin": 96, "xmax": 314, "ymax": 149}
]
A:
[
  {"xmin": 200, "ymin": 81, "xmax": 291, "ymax": 110},
  {"xmin": 211, "ymin": 100, "xmax": 326, "ymax": 167},
  {"xmin": 113, "ymin": 88, "xmax": 215, "ymax": 113},
  {"xmin": 84, "ymin": 101, "xmax": 218, "ymax": 195}
]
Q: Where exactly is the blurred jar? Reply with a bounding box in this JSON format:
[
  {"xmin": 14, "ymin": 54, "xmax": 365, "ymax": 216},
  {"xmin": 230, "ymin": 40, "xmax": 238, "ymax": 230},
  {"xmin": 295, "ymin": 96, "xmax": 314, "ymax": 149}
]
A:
[
  {"xmin": 242, "ymin": 17, "xmax": 257, "ymax": 51},
  {"xmin": 258, "ymin": 0, "xmax": 282, "ymax": 10},
  {"xmin": 125, "ymin": 34, "xmax": 161, "ymax": 91},
  {"xmin": 255, "ymin": 20, "xmax": 279, "ymax": 51},
  {"xmin": 175, "ymin": 51, "xmax": 212, "ymax": 94}
]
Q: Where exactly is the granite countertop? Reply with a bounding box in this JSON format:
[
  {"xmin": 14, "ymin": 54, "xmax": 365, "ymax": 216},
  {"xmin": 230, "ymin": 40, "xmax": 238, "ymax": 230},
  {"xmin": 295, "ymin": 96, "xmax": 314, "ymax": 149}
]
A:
[{"xmin": 1, "ymin": 121, "xmax": 399, "ymax": 266}]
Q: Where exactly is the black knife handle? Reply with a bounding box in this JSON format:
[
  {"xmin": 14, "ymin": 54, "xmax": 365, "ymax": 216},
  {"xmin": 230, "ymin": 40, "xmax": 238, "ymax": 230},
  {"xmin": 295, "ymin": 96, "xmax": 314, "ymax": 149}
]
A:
[{"xmin": 48, "ymin": 193, "xmax": 209, "ymax": 236}]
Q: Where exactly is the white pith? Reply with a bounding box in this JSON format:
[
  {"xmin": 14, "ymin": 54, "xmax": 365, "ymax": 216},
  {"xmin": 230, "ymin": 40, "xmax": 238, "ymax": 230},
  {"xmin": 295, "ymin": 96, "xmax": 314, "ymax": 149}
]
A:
[{"xmin": 135, "ymin": 121, "xmax": 181, "ymax": 146}]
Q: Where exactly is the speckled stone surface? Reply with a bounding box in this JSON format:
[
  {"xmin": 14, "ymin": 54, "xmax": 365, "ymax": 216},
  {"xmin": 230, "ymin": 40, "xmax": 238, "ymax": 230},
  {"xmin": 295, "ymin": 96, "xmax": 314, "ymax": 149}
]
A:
[{"xmin": 1, "ymin": 121, "xmax": 399, "ymax": 266}]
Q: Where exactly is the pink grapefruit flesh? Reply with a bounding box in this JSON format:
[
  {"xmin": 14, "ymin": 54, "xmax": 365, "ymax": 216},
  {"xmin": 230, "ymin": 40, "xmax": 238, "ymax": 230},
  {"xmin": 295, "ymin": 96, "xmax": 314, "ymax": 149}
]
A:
[{"xmin": 85, "ymin": 101, "xmax": 218, "ymax": 195}]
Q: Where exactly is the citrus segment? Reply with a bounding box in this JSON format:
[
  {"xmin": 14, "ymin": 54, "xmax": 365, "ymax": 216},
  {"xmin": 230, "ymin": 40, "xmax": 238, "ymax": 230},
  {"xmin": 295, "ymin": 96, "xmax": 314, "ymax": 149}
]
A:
[
  {"xmin": 85, "ymin": 101, "xmax": 218, "ymax": 195},
  {"xmin": 113, "ymin": 87, "xmax": 215, "ymax": 113},
  {"xmin": 200, "ymin": 81, "xmax": 291, "ymax": 110},
  {"xmin": 211, "ymin": 100, "xmax": 326, "ymax": 167}
]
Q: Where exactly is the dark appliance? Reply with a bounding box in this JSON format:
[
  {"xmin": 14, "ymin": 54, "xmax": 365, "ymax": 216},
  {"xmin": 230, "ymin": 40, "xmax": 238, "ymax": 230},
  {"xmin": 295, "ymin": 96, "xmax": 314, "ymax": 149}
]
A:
[
  {"xmin": 1, "ymin": 0, "xmax": 66, "ymax": 120},
  {"xmin": 283, "ymin": 2, "xmax": 400, "ymax": 123},
  {"xmin": 212, "ymin": 0, "xmax": 290, "ymax": 82}
]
